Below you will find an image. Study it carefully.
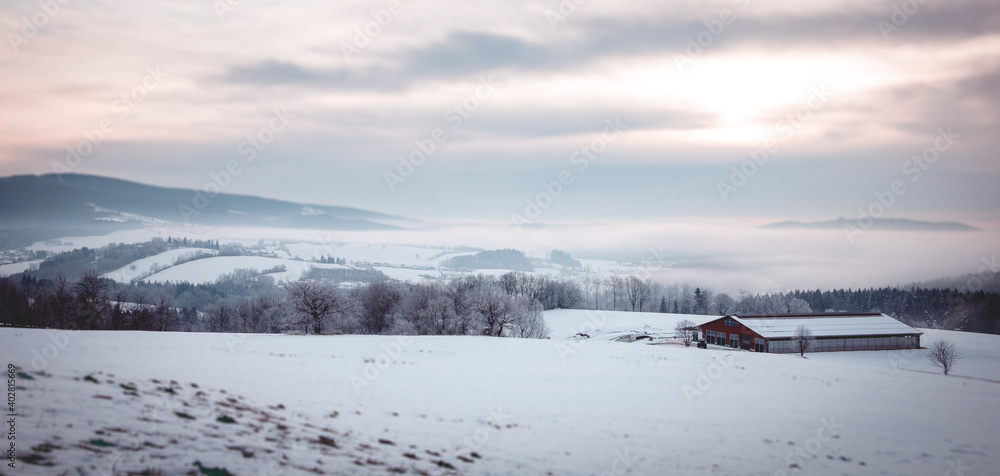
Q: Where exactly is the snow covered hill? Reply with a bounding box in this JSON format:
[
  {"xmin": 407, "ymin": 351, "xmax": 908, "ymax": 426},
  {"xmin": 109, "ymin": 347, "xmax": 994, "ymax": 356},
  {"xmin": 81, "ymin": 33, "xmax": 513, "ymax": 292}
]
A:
[
  {"xmin": 140, "ymin": 256, "xmax": 347, "ymax": 285},
  {"xmin": 3, "ymin": 311, "xmax": 997, "ymax": 475},
  {"xmin": 102, "ymin": 248, "xmax": 219, "ymax": 283}
]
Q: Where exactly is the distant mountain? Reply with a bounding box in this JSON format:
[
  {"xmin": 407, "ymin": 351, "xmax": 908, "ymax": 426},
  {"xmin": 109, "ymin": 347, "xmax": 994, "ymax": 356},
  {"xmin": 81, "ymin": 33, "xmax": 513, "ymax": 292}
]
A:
[
  {"xmin": 0, "ymin": 174, "xmax": 406, "ymax": 248},
  {"xmin": 761, "ymin": 218, "xmax": 979, "ymax": 232}
]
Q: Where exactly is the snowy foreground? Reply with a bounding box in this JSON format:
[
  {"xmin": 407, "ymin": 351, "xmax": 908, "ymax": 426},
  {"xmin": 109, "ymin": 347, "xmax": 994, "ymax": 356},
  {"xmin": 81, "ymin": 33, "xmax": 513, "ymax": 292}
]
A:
[{"xmin": 2, "ymin": 311, "xmax": 998, "ymax": 476}]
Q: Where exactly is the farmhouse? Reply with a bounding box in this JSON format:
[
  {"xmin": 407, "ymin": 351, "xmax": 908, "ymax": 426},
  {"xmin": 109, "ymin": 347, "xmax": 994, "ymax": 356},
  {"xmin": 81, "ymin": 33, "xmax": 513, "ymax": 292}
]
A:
[{"xmin": 698, "ymin": 313, "xmax": 922, "ymax": 353}]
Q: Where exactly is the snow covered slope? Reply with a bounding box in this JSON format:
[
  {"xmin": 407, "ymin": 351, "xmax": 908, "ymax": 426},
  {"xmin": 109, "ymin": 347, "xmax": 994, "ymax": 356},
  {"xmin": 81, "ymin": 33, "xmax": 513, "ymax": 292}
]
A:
[
  {"xmin": 3, "ymin": 319, "xmax": 997, "ymax": 475},
  {"xmin": 0, "ymin": 260, "xmax": 42, "ymax": 277},
  {"xmin": 102, "ymin": 248, "xmax": 218, "ymax": 282},
  {"xmin": 142, "ymin": 256, "xmax": 347, "ymax": 284},
  {"xmin": 544, "ymin": 309, "xmax": 714, "ymax": 340}
]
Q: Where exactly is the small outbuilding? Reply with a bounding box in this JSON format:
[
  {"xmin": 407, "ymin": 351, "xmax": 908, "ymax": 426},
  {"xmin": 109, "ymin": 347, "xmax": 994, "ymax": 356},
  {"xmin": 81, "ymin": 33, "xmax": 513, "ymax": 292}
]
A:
[{"xmin": 698, "ymin": 312, "xmax": 922, "ymax": 353}]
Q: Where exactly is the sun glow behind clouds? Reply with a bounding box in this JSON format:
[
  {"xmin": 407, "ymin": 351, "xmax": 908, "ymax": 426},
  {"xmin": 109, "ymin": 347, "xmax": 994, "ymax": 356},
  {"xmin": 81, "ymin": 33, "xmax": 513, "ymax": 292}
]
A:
[{"xmin": 0, "ymin": 0, "xmax": 998, "ymax": 222}]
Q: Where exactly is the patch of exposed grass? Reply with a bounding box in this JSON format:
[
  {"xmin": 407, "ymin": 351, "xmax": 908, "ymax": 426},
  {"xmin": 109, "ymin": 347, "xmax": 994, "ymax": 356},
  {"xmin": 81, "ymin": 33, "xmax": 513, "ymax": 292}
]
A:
[
  {"xmin": 126, "ymin": 468, "xmax": 163, "ymax": 475},
  {"xmin": 193, "ymin": 461, "xmax": 235, "ymax": 476},
  {"xmin": 433, "ymin": 460, "xmax": 456, "ymax": 470},
  {"xmin": 31, "ymin": 442, "xmax": 61, "ymax": 453},
  {"xmin": 18, "ymin": 453, "xmax": 54, "ymax": 466},
  {"xmin": 317, "ymin": 435, "xmax": 339, "ymax": 448}
]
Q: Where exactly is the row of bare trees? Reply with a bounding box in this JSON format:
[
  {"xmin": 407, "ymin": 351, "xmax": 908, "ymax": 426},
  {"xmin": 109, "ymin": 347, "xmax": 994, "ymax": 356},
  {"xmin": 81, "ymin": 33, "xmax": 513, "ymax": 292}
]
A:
[
  {"xmin": 1, "ymin": 271, "xmax": 181, "ymax": 332},
  {"xmin": 277, "ymin": 275, "xmax": 549, "ymax": 338},
  {"xmin": 0, "ymin": 271, "xmax": 566, "ymax": 338},
  {"xmin": 578, "ymin": 276, "xmax": 813, "ymax": 316}
]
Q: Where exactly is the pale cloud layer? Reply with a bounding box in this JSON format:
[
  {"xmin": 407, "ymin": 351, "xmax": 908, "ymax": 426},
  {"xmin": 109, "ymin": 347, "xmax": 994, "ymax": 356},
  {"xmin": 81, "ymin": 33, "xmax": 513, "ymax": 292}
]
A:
[{"xmin": 1, "ymin": 0, "xmax": 998, "ymax": 224}]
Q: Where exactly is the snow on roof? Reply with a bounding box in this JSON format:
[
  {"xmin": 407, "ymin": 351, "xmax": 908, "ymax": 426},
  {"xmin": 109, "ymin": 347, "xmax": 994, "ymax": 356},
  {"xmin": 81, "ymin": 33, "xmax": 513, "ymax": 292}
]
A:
[{"xmin": 724, "ymin": 313, "xmax": 923, "ymax": 339}]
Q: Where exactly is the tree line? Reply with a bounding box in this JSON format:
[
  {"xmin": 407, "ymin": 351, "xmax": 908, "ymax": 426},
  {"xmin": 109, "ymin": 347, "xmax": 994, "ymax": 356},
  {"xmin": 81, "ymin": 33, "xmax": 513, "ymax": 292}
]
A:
[
  {"xmin": 0, "ymin": 271, "xmax": 561, "ymax": 339},
  {"xmin": 2, "ymin": 268, "xmax": 998, "ymax": 336}
]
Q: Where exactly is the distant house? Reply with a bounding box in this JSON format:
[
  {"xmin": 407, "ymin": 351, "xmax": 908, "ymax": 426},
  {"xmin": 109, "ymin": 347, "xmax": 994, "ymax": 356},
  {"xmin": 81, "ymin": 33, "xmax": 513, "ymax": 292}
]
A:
[{"xmin": 698, "ymin": 313, "xmax": 922, "ymax": 353}]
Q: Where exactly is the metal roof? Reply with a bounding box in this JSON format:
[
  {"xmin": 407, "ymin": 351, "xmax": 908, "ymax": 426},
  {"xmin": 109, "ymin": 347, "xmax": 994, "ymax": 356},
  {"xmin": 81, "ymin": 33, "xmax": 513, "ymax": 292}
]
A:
[{"xmin": 719, "ymin": 313, "xmax": 923, "ymax": 340}]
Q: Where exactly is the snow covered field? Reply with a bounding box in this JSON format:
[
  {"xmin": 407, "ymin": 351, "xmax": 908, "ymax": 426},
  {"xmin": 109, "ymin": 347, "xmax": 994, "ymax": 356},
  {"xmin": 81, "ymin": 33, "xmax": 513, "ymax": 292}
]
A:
[
  {"xmin": 141, "ymin": 256, "xmax": 348, "ymax": 285},
  {"xmin": 2, "ymin": 310, "xmax": 997, "ymax": 475},
  {"xmin": 0, "ymin": 261, "xmax": 42, "ymax": 277},
  {"xmin": 102, "ymin": 248, "xmax": 219, "ymax": 283}
]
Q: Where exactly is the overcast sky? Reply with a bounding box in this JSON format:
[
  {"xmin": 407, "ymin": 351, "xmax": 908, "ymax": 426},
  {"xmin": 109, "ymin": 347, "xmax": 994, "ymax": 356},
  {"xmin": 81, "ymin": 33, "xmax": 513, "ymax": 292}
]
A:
[{"xmin": 2, "ymin": 0, "xmax": 998, "ymax": 225}]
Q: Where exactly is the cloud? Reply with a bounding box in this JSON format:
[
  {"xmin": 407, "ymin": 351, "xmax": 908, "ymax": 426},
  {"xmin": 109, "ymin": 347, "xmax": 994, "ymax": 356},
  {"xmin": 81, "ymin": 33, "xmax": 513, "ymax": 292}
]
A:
[{"xmin": 3, "ymin": 0, "xmax": 1000, "ymax": 225}]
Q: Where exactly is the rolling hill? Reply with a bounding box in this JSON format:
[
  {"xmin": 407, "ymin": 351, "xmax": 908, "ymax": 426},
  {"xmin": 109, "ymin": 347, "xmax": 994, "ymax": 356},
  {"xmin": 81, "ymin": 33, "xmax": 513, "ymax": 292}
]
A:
[{"xmin": 0, "ymin": 174, "xmax": 406, "ymax": 248}]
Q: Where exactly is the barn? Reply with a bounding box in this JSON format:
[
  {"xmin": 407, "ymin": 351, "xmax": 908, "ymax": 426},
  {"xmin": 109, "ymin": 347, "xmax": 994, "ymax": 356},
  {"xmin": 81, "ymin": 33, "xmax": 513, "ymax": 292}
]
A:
[{"xmin": 697, "ymin": 312, "xmax": 922, "ymax": 353}]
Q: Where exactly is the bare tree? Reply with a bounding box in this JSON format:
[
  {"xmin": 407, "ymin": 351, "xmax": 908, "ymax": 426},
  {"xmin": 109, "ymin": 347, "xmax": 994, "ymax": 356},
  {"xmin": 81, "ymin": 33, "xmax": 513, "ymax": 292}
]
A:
[
  {"xmin": 511, "ymin": 297, "xmax": 549, "ymax": 339},
  {"xmin": 358, "ymin": 281, "xmax": 403, "ymax": 334},
  {"xmin": 109, "ymin": 287, "xmax": 130, "ymax": 330},
  {"xmin": 928, "ymin": 340, "xmax": 960, "ymax": 375},
  {"xmin": 130, "ymin": 289, "xmax": 151, "ymax": 330},
  {"xmin": 675, "ymin": 319, "xmax": 696, "ymax": 347},
  {"xmin": 75, "ymin": 269, "xmax": 109, "ymax": 330},
  {"xmin": 206, "ymin": 299, "xmax": 233, "ymax": 333},
  {"xmin": 679, "ymin": 284, "xmax": 694, "ymax": 314},
  {"xmin": 284, "ymin": 281, "xmax": 346, "ymax": 334},
  {"xmin": 793, "ymin": 325, "xmax": 814, "ymax": 357},
  {"xmin": 152, "ymin": 294, "xmax": 173, "ymax": 331},
  {"xmin": 713, "ymin": 293, "xmax": 736, "ymax": 315},
  {"xmin": 624, "ymin": 276, "xmax": 650, "ymax": 312},
  {"xmin": 469, "ymin": 285, "xmax": 516, "ymax": 336},
  {"xmin": 48, "ymin": 273, "xmax": 75, "ymax": 329},
  {"xmin": 609, "ymin": 276, "xmax": 623, "ymax": 311},
  {"xmin": 392, "ymin": 284, "xmax": 458, "ymax": 335}
]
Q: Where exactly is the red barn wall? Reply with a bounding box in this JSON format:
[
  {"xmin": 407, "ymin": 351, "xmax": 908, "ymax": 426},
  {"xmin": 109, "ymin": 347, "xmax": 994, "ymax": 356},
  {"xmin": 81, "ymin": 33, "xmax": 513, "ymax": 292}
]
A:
[{"xmin": 699, "ymin": 318, "xmax": 763, "ymax": 350}]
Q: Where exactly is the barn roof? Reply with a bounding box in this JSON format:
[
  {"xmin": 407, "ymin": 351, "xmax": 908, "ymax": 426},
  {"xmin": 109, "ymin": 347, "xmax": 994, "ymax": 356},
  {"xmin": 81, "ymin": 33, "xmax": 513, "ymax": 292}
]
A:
[{"xmin": 716, "ymin": 313, "xmax": 923, "ymax": 339}]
